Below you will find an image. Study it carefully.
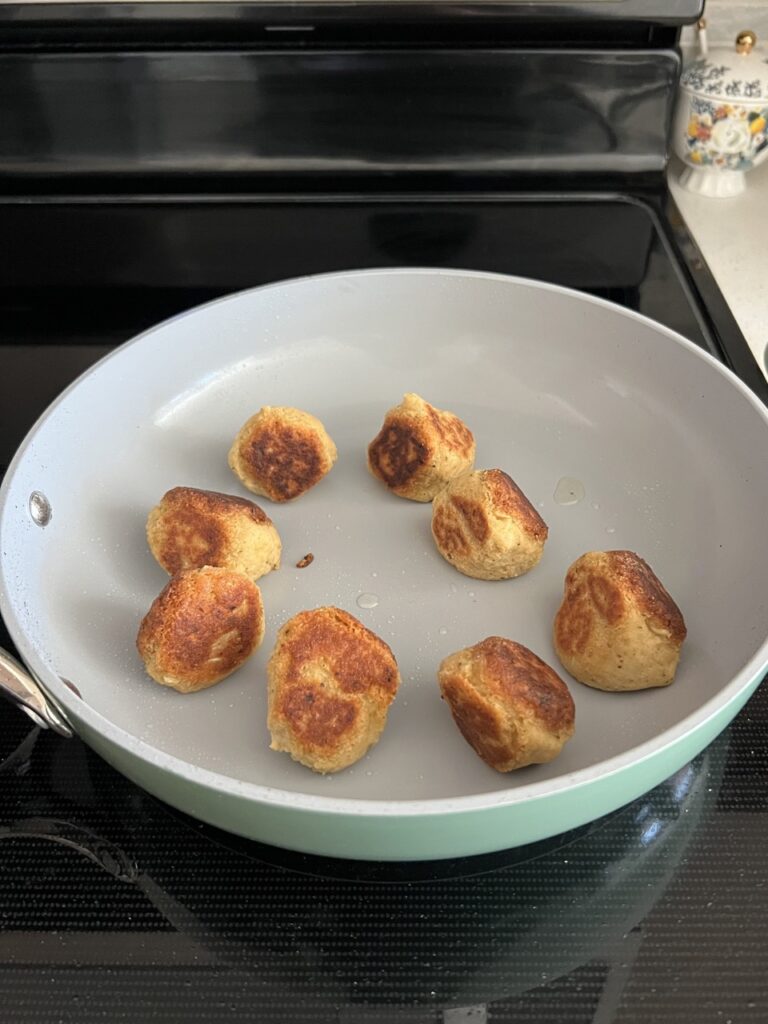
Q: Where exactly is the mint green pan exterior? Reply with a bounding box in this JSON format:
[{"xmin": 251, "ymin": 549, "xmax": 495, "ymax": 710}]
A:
[{"xmin": 1, "ymin": 269, "xmax": 767, "ymax": 860}]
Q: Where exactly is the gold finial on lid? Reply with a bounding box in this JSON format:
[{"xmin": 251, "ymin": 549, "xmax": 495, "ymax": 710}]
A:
[
  {"xmin": 735, "ymin": 30, "xmax": 757, "ymax": 55},
  {"xmin": 697, "ymin": 18, "xmax": 708, "ymax": 56}
]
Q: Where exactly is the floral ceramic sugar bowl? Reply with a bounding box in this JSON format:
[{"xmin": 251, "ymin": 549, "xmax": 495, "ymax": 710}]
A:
[{"xmin": 674, "ymin": 29, "xmax": 768, "ymax": 197}]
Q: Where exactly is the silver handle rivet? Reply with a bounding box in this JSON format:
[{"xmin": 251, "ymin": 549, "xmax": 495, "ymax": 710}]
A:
[{"xmin": 29, "ymin": 492, "xmax": 52, "ymax": 528}]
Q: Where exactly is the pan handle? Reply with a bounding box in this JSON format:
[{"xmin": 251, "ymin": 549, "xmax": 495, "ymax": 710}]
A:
[{"xmin": 0, "ymin": 647, "xmax": 74, "ymax": 738}]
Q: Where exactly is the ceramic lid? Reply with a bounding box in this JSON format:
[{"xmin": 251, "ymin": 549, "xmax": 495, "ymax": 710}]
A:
[{"xmin": 681, "ymin": 30, "xmax": 768, "ymax": 102}]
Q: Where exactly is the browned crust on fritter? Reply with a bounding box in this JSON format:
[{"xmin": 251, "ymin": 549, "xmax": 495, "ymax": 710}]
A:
[
  {"xmin": 554, "ymin": 582, "xmax": 594, "ymax": 657},
  {"xmin": 439, "ymin": 637, "xmax": 575, "ymax": 771},
  {"xmin": 163, "ymin": 486, "xmax": 270, "ymax": 523},
  {"xmin": 276, "ymin": 686, "xmax": 358, "ymax": 748},
  {"xmin": 148, "ymin": 486, "xmax": 271, "ymax": 575},
  {"xmin": 278, "ymin": 608, "xmax": 399, "ymax": 697},
  {"xmin": 554, "ymin": 551, "xmax": 686, "ymax": 659},
  {"xmin": 367, "ymin": 418, "xmax": 430, "ymax": 489},
  {"xmin": 450, "ymin": 495, "xmax": 490, "ymax": 542},
  {"xmin": 439, "ymin": 674, "xmax": 510, "ymax": 771},
  {"xmin": 236, "ymin": 422, "xmax": 326, "ymax": 502},
  {"xmin": 366, "ymin": 395, "xmax": 475, "ymax": 494},
  {"xmin": 478, "ymin": 637, "xmax": 574, "ymax": 732},
  {"xmin": 431, "ymin": 469, "xmax": 547, "ymax": 580},
  {"xmin": 486, "ymin": 470, "xmax": 548, "ymax": 541},
  {"xmin": 587, "ymin": 574, "xmax": 624, "ymax": 624},
  {"xmin": 606, "ymin": 551, "xmax": 687, "ymax": 643},
  {"xmin": 268, "ymin": 607, "xmax": 400, "ymax": 771},
  {"xmin": 431, "ymin": 503, "xmax": 472, "ymax": 559},
  {"xmin": 425, "ymin": 403, "xmax": 475, "ymax": 459},
  {"xmin": 554, "ymin": 561, "xmax": 615, "ymax": 658},
  {"xmin": 137, "ymin": 567, "xmax": 264, "ymax": 691}
]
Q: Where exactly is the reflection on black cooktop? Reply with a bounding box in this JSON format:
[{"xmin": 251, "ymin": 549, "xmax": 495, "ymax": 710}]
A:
[
  {"xmin": 0, "ymin": 699, "xmax": 752, "ymax": 1023},
  {"xmin": 0, "ymin": 195, "xmax": 712, "ymax": 344}
]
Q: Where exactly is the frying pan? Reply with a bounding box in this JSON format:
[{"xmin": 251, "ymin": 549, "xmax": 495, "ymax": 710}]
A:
[{"xmin": 1, "ymin": 268, "xmax": 767, "ymax": 861}]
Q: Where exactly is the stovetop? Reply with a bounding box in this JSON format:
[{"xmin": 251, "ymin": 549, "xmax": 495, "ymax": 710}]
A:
[{"xmin": 1, "ymin": 190, "xmax": 767, "ymax": 1022}]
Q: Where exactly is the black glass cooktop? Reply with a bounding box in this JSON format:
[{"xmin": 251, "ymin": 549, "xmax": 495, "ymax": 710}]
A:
[{"xmin": 1, "ymin": 192, "xmax": 767, "ymax": 1023}]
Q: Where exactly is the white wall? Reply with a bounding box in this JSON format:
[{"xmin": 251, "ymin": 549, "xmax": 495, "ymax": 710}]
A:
[{"xmin": 681, "ymin": 0, "xmax": 768, "ymax": 48}]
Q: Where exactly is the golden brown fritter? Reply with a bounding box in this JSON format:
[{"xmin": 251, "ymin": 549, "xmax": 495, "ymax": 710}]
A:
[
  {"xmin": 367, "ymin": 393, "xmax": 475, "ymax": 502},
  {"xmin": 553, "ymin": 550, "xmax": 687, "ymax": 691},
  {"xmin": 228, "ymin": 406, "xmax": 337, "ymax": 502},
  {"xmin": 431, "ymin": 469, "xmax": 547, "ymax": 579},
  {"xmin": 267, "ymin": 606, "xmax": 401, "ymax": 773},
  {"xmin": 137, "ymin": 566, "xmax": 265, "ymax": 692},
  {"xmin": 146, "ymin": 486, "xmax": 281, "ymax": 581},
  {"xmin": 438, "ymin": 637, "xmax": 575, "ymax": 771}
]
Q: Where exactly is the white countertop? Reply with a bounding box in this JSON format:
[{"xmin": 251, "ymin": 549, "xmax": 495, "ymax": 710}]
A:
[{"xmin": 668, "ymin": 156, "xmax": 768, "ymax": 382}]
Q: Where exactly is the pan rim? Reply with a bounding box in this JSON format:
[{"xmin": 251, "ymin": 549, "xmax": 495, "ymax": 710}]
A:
[{"xmin": 2, "ymin": 265, "xmax": 768, "ymax": 818}]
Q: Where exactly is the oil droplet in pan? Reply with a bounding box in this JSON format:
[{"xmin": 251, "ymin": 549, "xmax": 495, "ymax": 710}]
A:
[
  {"xmin": 554, "ymin": 477, "xmax": 586, "ymax": 506},
  {"xmin": 356, "ymin": 593, "xmax": 379, "ymax": 609}
]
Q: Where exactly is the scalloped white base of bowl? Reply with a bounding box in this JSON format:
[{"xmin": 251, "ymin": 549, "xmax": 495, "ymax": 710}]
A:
[{"xmin": 679, "ymin": 165, "xmax": 747, "ymax": 197}]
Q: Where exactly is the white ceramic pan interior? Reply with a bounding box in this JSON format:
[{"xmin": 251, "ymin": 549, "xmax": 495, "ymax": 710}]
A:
[{"xmin": 1, "ymin": 268, "xmax": 768, "ymax": 859}]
